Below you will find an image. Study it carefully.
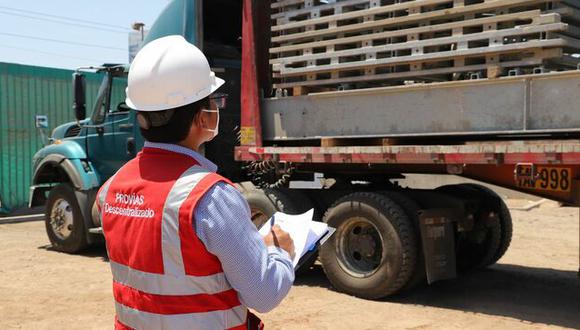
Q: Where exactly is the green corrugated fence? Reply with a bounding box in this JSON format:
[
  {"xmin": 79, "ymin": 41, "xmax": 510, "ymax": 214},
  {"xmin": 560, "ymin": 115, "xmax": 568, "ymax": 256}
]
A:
[{"xmin": 0, "ymin": 62, "xmax": 124, "ymax": 214}]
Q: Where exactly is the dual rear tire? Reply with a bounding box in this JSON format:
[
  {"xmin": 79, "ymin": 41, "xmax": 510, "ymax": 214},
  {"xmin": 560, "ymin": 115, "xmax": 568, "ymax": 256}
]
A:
[
  {"xmin": 243, "ymin": 184, "xmax": 513, "ymax": 299},
  {"xmin": 436, "ymin": 183, "xmax": 513, "ymax": 271},
  {"xmin": 319, "ymin": 192, "xmax": 419, "ymax": 299},
  {"xmin": 244, "ymin": 188, "xmax": 426, "ymax": 298}
]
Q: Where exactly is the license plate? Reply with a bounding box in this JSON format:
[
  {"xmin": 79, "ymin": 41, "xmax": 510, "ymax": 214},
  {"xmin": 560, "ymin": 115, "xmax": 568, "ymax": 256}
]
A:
[{"xmin": 517, "ymin": 167, "xmax": 572, "ymax": 193}]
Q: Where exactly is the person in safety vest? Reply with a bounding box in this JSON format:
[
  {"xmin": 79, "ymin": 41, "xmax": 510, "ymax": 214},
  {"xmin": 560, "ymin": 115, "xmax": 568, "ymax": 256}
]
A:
[{"xmin": 96, "ymin": 35, "xmax": 295, "ymax": 330}]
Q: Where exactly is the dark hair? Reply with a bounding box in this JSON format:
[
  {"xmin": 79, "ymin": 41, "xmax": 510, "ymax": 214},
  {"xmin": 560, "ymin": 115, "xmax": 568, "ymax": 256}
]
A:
[{"xmin": 139, "ymin": 96, "xmax": 210, "ymax": 143}]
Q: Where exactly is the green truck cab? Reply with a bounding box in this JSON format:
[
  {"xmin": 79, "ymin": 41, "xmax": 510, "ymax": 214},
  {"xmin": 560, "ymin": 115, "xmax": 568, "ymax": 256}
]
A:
[
  {"xmin": 29, "ymin": 65, "xmax": 139, "ymax": 252},
  {"xmin": 29, "ymin": 0, "xmax": 243, "ymax": 252}
]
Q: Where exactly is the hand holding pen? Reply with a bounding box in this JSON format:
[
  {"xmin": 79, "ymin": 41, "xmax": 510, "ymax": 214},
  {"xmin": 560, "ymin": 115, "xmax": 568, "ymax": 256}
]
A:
[{"xmin": 263, "ymin": 215, "xmax": 295, "ymax": 260}]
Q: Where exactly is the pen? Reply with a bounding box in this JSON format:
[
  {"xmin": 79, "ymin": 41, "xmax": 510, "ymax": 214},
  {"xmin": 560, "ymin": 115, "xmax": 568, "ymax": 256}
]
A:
[{"xmin": 270, "ymin": 214, "xmax": 275, "ymax": 228}]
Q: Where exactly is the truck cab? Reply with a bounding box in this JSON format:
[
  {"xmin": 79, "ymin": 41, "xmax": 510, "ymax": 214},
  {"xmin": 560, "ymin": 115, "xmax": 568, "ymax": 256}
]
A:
[{"xmin": 29, "ymin": 0, "xmax": 243, "ymax": 252}]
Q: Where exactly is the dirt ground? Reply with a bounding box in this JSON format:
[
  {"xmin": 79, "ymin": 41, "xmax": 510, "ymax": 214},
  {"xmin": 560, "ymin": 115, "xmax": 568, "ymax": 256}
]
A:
[{"xmin": 0, "ymin": 200, "xmax": 578, "ymax": 330}]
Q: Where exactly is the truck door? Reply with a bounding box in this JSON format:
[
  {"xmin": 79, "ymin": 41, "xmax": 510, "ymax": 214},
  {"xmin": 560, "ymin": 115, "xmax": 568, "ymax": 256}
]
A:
[{"xmin": 86, "ymin": 74, "xmax": 136, "ymax": 181}]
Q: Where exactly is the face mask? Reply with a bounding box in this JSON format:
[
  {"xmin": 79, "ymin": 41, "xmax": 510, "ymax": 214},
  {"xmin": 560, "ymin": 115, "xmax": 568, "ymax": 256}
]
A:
[{"xmin": 202, "ymin": 109, "xmax": 219, "ymax": 139}]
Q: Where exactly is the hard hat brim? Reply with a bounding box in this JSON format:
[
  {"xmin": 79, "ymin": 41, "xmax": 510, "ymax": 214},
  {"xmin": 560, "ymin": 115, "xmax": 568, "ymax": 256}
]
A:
[{"xmin": 126, "ymin": 75, "xmax": 226, "ymax": 112}]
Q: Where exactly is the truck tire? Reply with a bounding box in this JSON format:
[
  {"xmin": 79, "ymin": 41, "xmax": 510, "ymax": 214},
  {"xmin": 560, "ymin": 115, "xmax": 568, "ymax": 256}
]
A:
[
  {"xmin": 306, "ymin": 189, "xmax": 349, "ymax": 221},
  {"xmin": 45, "ymin": 184, "xmax": 88, "ymax": 253},
  {"xmin": 459, "ymin": 184, "xmax": 513, "ymax": 266},
  {"xmin": 381, "ymin": 191, "xmax": 426, "ymax": 290},
  {"xmin": 436, "ymin": 184, "xmax": 502, "ymax": 271},
  {"xmin": 319, "ymin": 192, "xmax": 417, "ymax": 299}
]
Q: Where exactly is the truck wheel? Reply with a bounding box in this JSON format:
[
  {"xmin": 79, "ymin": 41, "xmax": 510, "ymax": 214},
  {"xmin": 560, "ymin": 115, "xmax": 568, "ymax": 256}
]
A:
[
  {"xmin": 460, "ymin": 184, "xmax": 513, "ymax": 266},
  {"xmin": 320, "ymin": 192, "xmax": 417, "ymax": 299},
  {"xmin": 45, "ymin": 184, "xmax": 88, "ymax": 253},
  {"xmin": 307, "ymin": 189, "xmax": 352, "ymax": 222},
  {"xmin": 381, "ymin": 191, "xmax": 426, "ymax": 290},
  {"xmin": 436, "ymin": 184, "xmax": 502, "ymax": 271}
]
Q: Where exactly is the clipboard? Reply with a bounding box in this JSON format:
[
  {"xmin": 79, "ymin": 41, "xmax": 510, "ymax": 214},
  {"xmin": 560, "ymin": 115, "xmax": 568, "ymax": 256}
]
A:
[{"xmin": 294, "ymin": 226, "xmax": 335, "ymax": 270}]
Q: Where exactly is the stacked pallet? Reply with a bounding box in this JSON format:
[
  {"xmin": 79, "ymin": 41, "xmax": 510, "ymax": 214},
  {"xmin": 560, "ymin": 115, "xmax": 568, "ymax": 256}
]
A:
[{"xmin": 269, "ymin": 0, "xmax": 580, "ymax": 94}]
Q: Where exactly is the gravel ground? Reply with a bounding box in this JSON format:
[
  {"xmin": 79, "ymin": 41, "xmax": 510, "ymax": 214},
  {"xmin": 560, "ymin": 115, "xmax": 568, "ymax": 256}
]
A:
[{"xmin": 0, "ymin": 200, "xmax": 578, "ymax": 330}]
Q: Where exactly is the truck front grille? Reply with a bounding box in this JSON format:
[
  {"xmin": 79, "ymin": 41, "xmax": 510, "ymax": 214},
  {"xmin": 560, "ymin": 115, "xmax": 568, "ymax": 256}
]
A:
[{"xmin": 64, "ymin": 126, "xmax": 81, "ymax": 138}]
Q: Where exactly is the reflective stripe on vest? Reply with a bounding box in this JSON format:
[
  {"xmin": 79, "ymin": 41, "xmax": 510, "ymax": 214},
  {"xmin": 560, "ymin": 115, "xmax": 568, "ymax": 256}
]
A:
[
  {"xmin": 101, "ymin": 149, "xmax": 247, "ymax": 330},
  {"xmin": 160, "ymin": 166, "xmax": 212, "ymax": 276},
  {"xmin": 115, "ymin": 302, "xmax": 247, "ymax": 330},
  {"xmin": 97, "ymin": 174, "xmax": 116, "ymax": 225},
  {"xmin": 109, "ymin": 260, "xmax": 230, "ymax": 295}
]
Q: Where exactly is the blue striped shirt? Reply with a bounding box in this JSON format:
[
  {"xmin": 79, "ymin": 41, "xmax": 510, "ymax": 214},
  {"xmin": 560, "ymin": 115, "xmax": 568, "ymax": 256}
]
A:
[{"xmin": 144, "ymin": 142, "xmax": 295, "ymax": 313}]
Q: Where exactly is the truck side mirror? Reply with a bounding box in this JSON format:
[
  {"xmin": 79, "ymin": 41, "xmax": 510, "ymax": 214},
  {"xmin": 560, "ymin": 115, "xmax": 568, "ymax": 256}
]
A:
[{"xmin": 72, "ymin": 72, "xmax": 86, "ymax": 121}]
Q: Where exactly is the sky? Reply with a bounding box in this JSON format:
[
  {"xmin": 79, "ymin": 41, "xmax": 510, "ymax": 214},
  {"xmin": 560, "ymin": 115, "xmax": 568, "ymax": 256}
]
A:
[{"xmin": 0, "ymin": 0, "xmax": 169, "ymax": 69}]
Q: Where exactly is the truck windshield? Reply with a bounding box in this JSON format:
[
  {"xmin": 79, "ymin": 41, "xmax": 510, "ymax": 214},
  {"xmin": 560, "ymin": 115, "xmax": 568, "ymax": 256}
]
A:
[
  {"xmin": 90, "ymin": 74, "xmax": 110, "ymax": 125},
  {"xmin": 109, "ymin": 77, "xmax": 129, "ymax": 114}
]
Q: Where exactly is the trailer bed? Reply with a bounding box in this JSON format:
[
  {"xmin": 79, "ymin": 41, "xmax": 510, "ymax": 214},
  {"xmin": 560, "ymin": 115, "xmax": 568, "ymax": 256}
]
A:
[
  {"xmin": 236, "ymin": 139, "xmax": 580, "ymax": 205},
  {"xmin": 261, "ymin": 70, "xmax": 580, "ymax": 141}
]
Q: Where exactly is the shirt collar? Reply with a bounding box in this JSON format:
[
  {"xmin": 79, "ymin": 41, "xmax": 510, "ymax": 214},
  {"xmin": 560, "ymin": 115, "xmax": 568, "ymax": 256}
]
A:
[{"xmin": 143, "ymin": 141, "xmax": 218, "ymax": 173}]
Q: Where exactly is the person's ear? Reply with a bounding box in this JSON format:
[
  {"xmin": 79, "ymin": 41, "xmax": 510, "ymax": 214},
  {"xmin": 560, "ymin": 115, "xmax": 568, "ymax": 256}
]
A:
[{"xmin": 193, "ymin": 110, "xmax": 204, "ymax": 128}]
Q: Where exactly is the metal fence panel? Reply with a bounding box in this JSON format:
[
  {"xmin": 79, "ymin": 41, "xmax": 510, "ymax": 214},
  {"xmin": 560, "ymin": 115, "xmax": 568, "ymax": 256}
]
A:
[{"xmin": 0, "ymin": 62, "xmax": 123, "ymax": 214}]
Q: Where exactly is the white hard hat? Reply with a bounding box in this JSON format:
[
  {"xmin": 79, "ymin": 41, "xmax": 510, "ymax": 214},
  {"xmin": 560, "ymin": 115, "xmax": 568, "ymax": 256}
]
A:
[{"xmin": 125, "ymin": 35, "xmax": 225, "ymax": 112}]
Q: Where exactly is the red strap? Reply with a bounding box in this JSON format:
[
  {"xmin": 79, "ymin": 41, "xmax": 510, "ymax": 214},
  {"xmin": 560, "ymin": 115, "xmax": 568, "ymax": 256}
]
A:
[
  {"xmin": 180, "ymin": 173, "xmax": 232, "ymax": 276},
  {"xmin": 113, "ymin": 281, "xmax": 241, "ymax": 315}
]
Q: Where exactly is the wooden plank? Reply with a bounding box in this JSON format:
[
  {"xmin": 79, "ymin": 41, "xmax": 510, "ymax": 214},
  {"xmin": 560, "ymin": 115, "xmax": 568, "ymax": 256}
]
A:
[
  {"xmin": 272, "ymin": 49, "xmax": 562, "ymax": 89},
  {"xmin": 293, "ymin": 86, "xmax": 307, "ymax": 96},
  {"xmin": 270, "ymin": 22, "xmax": 567, "ymax": 69},
  {"xmin": 271, "ymin": 0, "xmax": 554, "ymax": 44},
  {"xmin": 271, "ymin": 0, "xmax": 307, "ymax": 10},
  {"xmin": 320, "ymin": 137, "xmax": 398, "ymax": 147},
  {"xmin": 275, "ymin": 39, "xmax": 567, "ymax": 77},
  {"xmin": 270, "ymin": 10, "xmax": 548, "ymax": 54},
  {"xmin": 272, "ymin": 0, "xmax": 371, "ymax": 20},
  {"xmin": 272, "ymin": 0, "xmax": 452, "ymax": 32}
]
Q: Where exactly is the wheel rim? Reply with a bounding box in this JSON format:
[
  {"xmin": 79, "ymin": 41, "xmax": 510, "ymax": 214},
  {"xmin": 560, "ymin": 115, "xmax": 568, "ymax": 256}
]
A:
[
  {"xmin": 50, "ymin": 198, "xmax": 74, "ymax": 240},
  {"xmin": 336, "ymin": 216, "xmax": 383, "ymax": 277},
  {"xmin": 250, "ymin": 207, "xmax": 269, "ymax": 229}
]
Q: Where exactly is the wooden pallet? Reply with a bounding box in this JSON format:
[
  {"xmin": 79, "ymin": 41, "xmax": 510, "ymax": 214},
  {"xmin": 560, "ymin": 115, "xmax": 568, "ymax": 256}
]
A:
[
  {"xmin": 271, "ymin": 10, "xmax": 546, "ymax": 54},
  {"xmin": 276, "ymin": 49, "xmax": 563, "ymax": 92},
  {"xmin": 271, "ymin": 19, "xmax": 567, "ymax": 73},
  {"xmin": 269, "ymin": 0, "xmax": 580, "ymax": 93},
  {"xmin": 270, "ymin": 0, "xmax": 557, "ymax": 43},
  {"xmin": 271, "ymin": 1, "xmax": 580, "ymax": 45},
  {"xmin": 272, "ymin": 0, "xmax": 372, "ymax": 24}
]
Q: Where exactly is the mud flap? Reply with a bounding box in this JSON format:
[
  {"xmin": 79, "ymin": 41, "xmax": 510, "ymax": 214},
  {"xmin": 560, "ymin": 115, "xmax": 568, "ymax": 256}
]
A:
[
  {"xmin": 74, "ymin": 189, "xmax": 99, "ymax": 244},
  {"xmin": 419, "ymin": 208, "xmax": 458, "ymax": 284}
]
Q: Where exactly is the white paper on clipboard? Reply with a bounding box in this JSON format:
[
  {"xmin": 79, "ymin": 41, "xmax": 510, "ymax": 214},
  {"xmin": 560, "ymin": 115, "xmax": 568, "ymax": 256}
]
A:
[{"xmin": 259, "ymin": 209, "xmax": 331, "ymax": 267}]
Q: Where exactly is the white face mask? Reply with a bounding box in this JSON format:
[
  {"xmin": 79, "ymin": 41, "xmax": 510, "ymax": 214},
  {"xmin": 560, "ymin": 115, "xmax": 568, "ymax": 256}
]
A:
[{"xmin": 202, "ymin": 109, "xmax": 219, "ymax": 139}]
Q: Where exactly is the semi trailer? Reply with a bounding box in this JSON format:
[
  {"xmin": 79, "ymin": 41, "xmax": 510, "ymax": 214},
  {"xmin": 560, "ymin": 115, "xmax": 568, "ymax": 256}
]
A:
[{"xmin": 30, "ymin": 0, "xmax": 580, "ymax": 299}]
